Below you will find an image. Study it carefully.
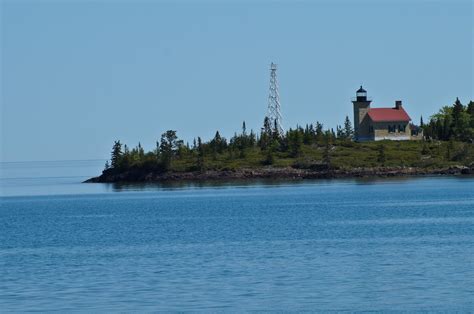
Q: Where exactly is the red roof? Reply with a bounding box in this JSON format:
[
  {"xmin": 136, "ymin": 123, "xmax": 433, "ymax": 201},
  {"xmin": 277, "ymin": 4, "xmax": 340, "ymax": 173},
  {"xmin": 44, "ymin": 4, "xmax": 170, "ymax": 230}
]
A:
[{"xmin": 367, "ymin": 107, "xmax": 411, "ymax": 122}]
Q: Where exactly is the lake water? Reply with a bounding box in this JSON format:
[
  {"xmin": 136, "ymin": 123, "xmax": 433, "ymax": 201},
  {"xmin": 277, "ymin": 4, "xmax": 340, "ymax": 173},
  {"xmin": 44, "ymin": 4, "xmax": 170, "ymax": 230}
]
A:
[{"xmin": 1, "ymin": 160, "xmax": 473, "ymax": 311}]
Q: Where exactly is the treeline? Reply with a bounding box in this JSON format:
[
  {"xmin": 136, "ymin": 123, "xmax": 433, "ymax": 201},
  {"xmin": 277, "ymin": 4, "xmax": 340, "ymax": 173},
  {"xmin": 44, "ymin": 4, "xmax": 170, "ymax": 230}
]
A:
[
  {"xmin": 423, "ymin": 98, "xmax": 474, "ymax": 142},
  {"xmin": 104, "ymin": 97, "xmax": 474, "ymax": 173},
  {"xmin": 105, "ymin": 116, "xmax": 354, "ymax": 172}
]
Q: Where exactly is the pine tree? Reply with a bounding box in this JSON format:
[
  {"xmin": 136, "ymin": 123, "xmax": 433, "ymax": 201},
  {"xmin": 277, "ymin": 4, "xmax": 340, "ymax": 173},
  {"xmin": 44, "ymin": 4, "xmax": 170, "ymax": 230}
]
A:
[
  {"xmin": 210, "ymin": 131, "xmax": 222, "ymax": 159},
  {"xmin": 336, "ymin": 125, "xmax": 344, "ymax": 139},
  {"xmin": 452, "ymin": 98, "xmax": 464, "ymax": 125},
  {"xmin": 315, "ymin": 122, "xmax": 324, "ymax": 144},
  {"xmin": 160, "ymin": 130, "xmax": 179, "ymax": 170},
  {"xmin": 272, "ymin": 119, "xmax": 281, "ymax": 141},
  {"xmin": 343, "ymin": 115, "xmax": 353, "ymax": 140},
  {"xmin": 249, "ymin": 130, "xmax": 256, "ymax": 147},
  {"xmin": 138, "ymin": 142, "xmax": 145, "ymax": 160},
  {"xmin": 121, "ymin": 144, "xmax": 130, "ymax": 168},
  {"xmin": 197, "ymin": 136, "xmax": 204, "ymax": 170},
  {"xmin": 468, "ymin": 101, "xmax": 474, "ymax": 128},
  {"xmin": 452, "ymin": 97, "xmax": 465, "ymax": 139},
  {"xmin": 288, "ymin": 129, "xmax": 303, "ymax": 157},
  {"xmin": 263, "ymin": 139, "xmax": 278, "ymax": 165},
  {"xmin": 259, "ymin": 117, "xmax": 272, "ymax": 150},
  {"xmin": 111, "ymin": 140, "xmax": 122, "ymax": 169}
]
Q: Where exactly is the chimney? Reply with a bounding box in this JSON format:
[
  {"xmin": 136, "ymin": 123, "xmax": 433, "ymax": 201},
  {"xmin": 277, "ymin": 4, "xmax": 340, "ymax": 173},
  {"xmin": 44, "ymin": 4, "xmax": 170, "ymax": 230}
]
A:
[{"xmin": 395, "ymin": 100, "xmax": 402, "ymax": 109}]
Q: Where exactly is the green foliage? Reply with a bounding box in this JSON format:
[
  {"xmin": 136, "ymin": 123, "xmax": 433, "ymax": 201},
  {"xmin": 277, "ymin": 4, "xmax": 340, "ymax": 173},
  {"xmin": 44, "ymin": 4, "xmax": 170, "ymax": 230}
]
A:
[
  {"xmin": 377, "ymin": 144, "xmax": 386, "ymax": 165},
  {"xmin": 446, "ymin": 139, "xmax": 454, "ymax": 161},
  {"xmin": 421, "ymin": 142, "xmax": 430, "ymax": 155},
  {"xmin": 322, "ymin": 131, "xmax": 332, "ymax": 167},
  {"xmin": 259, "ymin": 117, "xmax": 273, "ymax": 150},
  {"xmin": 104, "ymin": 101, "xmax": 474, "ymax": 175},
  {"xmin": 110, "ymin": 140, "xmax": 122, "ymax": 169},
  {"xmin": 160, "ymin": 130, "xmax": 181, "ymax": 169},
  {"xmin": 287, "ymin": 128, "xmax": 303, "ymax": 157},
  {"xmin": 196, "ymin": 136, "xmax": 204, "ymax": 171},
  {"xmin": 343, "ymin": 115, "xmax": 353, "ymax": 140},
  {"xmin": 424, "ymin": 98, "xmax": 474, "ymax": 142}
]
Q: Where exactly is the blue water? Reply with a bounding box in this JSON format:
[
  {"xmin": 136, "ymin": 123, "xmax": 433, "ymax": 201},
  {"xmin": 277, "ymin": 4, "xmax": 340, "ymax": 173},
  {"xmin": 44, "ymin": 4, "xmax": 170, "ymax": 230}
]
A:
[{"xmin": 1, "ymin": 161, "xmax": 473, "ymax": 311}]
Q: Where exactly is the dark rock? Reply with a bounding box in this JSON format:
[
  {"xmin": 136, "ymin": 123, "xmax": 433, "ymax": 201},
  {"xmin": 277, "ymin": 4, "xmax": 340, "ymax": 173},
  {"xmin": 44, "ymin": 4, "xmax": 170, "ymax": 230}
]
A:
[{"xmin": 83, "ymin": 165, "xmax": 473, "ymax": 184}]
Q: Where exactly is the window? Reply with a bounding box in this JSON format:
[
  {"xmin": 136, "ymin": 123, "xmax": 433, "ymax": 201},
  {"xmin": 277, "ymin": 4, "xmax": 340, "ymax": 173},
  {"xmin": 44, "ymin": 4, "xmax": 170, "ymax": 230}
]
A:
[
  {"xmin": 369, "ymin": 126, "xmax": 374, "ymax": 133},
  {"xmin": 398, "ymin": 124, "xmax": 405, "ymax": 133}
]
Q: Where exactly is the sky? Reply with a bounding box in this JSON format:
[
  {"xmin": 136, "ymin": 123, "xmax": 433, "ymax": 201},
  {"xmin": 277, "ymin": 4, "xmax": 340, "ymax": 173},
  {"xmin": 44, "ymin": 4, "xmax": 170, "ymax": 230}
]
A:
[{"xmin": 1, "ymin": 0, "xmax": 473, "ymax": 162}]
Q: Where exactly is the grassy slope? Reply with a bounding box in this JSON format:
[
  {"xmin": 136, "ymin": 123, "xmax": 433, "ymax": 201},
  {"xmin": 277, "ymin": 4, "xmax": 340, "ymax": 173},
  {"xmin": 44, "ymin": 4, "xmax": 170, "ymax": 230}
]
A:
[{"xmin": 169, "ymin": 141, "xmax": 473, "ymax": 172}]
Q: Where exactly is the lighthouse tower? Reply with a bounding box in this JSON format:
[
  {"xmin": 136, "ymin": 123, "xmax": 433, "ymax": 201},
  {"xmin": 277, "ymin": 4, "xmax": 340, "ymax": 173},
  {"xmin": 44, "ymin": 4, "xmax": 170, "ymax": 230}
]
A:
[{"xmin": 352, "ymin": 86, "xmax": 372, "ymax": 141}]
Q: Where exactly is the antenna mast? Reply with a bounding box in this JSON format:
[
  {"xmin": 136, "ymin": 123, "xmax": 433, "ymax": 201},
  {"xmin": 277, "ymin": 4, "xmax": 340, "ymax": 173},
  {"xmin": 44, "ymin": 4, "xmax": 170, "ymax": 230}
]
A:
[{"xmin": 266, "ymin": 62, "xmax": 284, "ymax": 136}]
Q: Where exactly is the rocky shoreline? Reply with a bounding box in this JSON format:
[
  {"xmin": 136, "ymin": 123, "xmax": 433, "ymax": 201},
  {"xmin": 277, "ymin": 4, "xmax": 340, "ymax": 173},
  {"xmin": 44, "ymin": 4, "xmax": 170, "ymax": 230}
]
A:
[{"xmin": 84, "ymin": 165, "xmax": 474, "ymax": 184}]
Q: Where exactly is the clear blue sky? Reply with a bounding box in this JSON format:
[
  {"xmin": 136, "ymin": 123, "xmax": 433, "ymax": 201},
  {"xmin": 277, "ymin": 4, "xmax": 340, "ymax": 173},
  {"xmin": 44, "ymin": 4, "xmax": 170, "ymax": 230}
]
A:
[{"xmin": 1, "ymin": 0, "xmax": 472, "ymax": 162}]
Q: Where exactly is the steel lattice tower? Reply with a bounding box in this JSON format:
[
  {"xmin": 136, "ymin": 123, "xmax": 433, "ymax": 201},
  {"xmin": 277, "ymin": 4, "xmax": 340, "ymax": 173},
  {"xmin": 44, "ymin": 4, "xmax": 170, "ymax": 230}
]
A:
[{"xmin": 266, "ymin": 62, "xmax": 284, "ymax": 136}]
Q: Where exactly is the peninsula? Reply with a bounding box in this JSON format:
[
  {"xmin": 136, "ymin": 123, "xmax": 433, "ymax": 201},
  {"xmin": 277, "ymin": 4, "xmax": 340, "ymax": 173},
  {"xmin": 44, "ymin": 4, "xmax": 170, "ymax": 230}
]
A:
[{"xmin": 86, "ymin": 95, "xmax": 474, "ymax": 183}]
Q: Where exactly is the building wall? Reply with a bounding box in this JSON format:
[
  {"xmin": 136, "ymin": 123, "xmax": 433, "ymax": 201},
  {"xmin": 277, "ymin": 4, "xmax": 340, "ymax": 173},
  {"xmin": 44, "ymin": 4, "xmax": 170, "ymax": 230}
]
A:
[
  {"xmin": 372, "ymin": 122, "xmax": 411, "ymax": 141},
  {"xmin": 353, "ymin": 100, "xmax": 371, "ymax": 141},
  {"xmin": 358, "ymin": 114, "xmax": 374, "ymax": 141}
]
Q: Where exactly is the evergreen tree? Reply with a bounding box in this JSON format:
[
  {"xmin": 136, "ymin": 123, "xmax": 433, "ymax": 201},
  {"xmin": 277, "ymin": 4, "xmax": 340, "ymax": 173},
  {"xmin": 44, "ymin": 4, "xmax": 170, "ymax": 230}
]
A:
[
  {"xmin": 197, "ymin": 136, "xmax": 204, "ymax": 170},
  {"xmin": 302, "ymin": 124, "xmax": 314, "ymax": 145},
  {"xmin": 315, "ymin": 122, "xmax": 324, "ymax": 144},
  {"xmin": 451, "ymin": 97, "xmax": 466, "ymax": 139},
  {"xmin": 111, "ymin": 140, "xmax": 123, "ymax": 169},
  {"xmin": 272, "ymin": 119, "xmax": 281, "ymax": 141},
  {"xmin": 468, "ymin": 101, "xmax": 474, "ymax": 130},
  {"xmin": 420, "ymin": 115, "xmax": 424, "ymax": 127},
  {"xmin": 467, "ymin": 101, "xmax": 474, "ymax": 127},
  {"xmin": 336, "ymin": 125, "xmax": 344, "ymax": 139},
  {"xmin": 138, "ymin": 142, "xmax": 145, "ymax": 160},
  {"xmin": 263, "ymin": 117, "xmax": 272, "ymax": 134},
  {"xmin": 263, "ymin": 139, "xmax": 278, "ymax": 165},
  {"xmin": 259, "ymin": 117, "xmax": 272, "ymax": 150},
  {"xmin": 249, "ymin": 130, "xmax": 257, "ymax": 147},
  {"xmin": 121, "ymin": 144, "xmax": 130, "ymax": 168},
  {"xmin": 287, "ymin": 128, "xmax": 303, "ymax": 157},
  {"xmin": 343, "ymin": 115, "xmax": 353, "ymax": 140},
  {"xmin": 452, "ymin": 98, "xmax": 464, "ymax": 126},
  {"xmin": 210, "ymin": 131, "xmax": 224, "ymax": 159},
  {"xmin": 160, "ymin": 130, "xmax": 179, "ymax": 170},
  {"xmin": 104, "ymin": 160, "xmax": 110, "ymax": 170}
]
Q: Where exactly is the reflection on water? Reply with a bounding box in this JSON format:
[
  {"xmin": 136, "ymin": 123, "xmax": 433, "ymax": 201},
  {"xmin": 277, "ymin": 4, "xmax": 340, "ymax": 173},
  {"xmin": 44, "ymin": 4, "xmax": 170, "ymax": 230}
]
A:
[{"xmin": 1, "ymin": 159, "xmax": 473, "ymax": 197}]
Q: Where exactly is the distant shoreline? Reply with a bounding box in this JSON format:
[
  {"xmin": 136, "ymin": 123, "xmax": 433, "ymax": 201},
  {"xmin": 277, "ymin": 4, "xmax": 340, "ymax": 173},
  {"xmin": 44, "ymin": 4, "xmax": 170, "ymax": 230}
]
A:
[{"xmin": 84, "ymin": 166, "xmax": 474, "ymax": 184}]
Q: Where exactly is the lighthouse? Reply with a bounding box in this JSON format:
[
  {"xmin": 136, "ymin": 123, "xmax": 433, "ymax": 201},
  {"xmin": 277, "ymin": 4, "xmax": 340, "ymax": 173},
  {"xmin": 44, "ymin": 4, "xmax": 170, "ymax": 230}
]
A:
[{"xmin": 352, "ymin": 86, "xmax": 372, "ymax": 141}]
